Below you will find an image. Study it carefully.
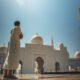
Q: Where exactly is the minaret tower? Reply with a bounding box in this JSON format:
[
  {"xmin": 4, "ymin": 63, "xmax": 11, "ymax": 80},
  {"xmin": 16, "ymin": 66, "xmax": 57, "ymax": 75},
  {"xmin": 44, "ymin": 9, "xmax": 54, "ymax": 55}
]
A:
[{"xmin": 51, "ymin": 36, "xmax": 54, "ymax": 48}]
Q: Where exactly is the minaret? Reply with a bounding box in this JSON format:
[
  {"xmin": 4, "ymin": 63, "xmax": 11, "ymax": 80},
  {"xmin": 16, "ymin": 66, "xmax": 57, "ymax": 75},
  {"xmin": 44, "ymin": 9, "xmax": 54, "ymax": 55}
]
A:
[{"xmin": 51, "ymin": 37, "xmax": 54, "ymax": 48}]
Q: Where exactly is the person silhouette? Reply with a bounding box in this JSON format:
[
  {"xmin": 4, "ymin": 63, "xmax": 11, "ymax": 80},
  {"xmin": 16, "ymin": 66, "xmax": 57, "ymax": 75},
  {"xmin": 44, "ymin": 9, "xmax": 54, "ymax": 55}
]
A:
[{"xmin": 3, "ymin": 21, "xmax": 23, "ymax": 79}]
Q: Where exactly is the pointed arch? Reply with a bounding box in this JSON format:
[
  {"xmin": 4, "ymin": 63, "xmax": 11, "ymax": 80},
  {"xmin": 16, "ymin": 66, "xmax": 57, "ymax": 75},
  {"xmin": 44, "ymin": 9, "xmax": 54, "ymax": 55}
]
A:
[{"xmin": 55, "ymin": 62, "xmax": 60, "ymax": 72}]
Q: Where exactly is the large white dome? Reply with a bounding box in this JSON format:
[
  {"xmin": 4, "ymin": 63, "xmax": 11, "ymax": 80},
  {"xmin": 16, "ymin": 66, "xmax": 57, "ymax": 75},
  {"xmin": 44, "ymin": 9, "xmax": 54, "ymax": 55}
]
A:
[
  {"xmin": 31, "ymin": 34, "xmax": 43, "ymax": 45},
  {"xmin": 74, "ymin": 51, "xmax": 80, "ymax": 59}
]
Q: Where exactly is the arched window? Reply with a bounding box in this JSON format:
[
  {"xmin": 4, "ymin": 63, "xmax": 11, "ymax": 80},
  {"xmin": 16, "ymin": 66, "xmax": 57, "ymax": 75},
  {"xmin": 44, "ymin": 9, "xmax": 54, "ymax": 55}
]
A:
[{"xmin": 55, "ymin": 62, "xmax": 60, "ymax": 72}]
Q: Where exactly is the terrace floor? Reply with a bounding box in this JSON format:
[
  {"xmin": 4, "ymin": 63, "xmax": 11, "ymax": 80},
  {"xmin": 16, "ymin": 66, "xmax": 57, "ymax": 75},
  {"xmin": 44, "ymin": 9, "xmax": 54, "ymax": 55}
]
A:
[{"xmin": 0, "ymin": 74, "xmax": 80, "ymax": 80}]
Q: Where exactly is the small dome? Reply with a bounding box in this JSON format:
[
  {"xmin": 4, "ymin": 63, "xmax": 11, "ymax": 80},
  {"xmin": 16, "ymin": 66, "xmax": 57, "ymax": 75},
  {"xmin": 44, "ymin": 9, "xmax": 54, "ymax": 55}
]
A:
[
  {"xmin": 59, "ymin": 42, "xmax": 64, "ymax": 49},
  {"xmin": 31, "ymin": 34, "xmax": 43, "ymax": 45},
  {"xmin": 74, "ymin": 51, "xmax": 80, "ymax": 59}
]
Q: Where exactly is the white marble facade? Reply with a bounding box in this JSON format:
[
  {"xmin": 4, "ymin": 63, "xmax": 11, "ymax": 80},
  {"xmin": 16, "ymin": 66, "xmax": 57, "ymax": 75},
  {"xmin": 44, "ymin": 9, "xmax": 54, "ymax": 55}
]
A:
[{"xmin": 19, "ymin": 34, "xmax": 69, "ymax": 73}]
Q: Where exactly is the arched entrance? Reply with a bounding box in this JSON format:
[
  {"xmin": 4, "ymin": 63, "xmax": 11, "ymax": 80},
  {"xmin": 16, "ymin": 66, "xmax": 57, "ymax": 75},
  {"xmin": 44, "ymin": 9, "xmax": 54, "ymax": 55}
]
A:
[
  {"xmin": 34, "ymin": 57, "xmax": 44, "ymax": 74},
  {"xmin": 55, "ymin": 62, "xmax": 60, "ymax": 72}
]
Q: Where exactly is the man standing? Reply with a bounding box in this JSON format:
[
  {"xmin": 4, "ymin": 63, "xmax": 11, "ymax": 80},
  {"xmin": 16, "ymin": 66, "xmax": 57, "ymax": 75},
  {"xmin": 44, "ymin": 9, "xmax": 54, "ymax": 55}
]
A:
[{"xmin": 3, "ymin": 21, "xmax": 23, "ymax": 78}]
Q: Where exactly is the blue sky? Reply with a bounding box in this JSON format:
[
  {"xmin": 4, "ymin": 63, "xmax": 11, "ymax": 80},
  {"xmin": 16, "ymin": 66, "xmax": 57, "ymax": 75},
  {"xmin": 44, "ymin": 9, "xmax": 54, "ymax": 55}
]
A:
[{"xmin": 0, "ymin": 0, "xmax": 80, "ymax": 58}]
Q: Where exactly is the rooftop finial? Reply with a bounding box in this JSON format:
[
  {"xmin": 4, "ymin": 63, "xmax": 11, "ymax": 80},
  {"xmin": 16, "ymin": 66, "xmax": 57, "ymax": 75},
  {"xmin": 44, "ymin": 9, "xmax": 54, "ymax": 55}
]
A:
[
  {"xmin": 51, "ymin": 36, "xmax": 54, "ymax": 48},
  {"xmin": 36, "ymin": 32, "xmax": 39, "ymax": 35}
]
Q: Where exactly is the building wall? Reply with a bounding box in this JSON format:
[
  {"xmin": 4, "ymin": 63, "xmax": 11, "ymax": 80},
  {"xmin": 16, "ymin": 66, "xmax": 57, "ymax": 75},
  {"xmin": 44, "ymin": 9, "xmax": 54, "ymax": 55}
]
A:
[
  {"xmin": 69, "ymin": 58, "xmax": 80, "ymax": 71},
  {"xmin": 0, "ymin": 44, "xmax": 69, "ymax": 74},
  {"xmin": 0, "ymin": 47, "xmax": 7, "ymax": 69},
  {"xmin": 20, "ymin": 43, "xmax": 69, "ymax": 73}
]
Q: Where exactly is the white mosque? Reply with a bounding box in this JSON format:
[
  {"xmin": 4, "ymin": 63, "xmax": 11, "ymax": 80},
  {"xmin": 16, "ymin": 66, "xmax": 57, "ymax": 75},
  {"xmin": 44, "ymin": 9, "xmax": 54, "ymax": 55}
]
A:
[
  {"xmin": 19, "ymin": 34, "xmax": 69, "ymax": 73},
  {"xmin": 0, "ymin": 34, "xmax": 80, "ymax": 74}
]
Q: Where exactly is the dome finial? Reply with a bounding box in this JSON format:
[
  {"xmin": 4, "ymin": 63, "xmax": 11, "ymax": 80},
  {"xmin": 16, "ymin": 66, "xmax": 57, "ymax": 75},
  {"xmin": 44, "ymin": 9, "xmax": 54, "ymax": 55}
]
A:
[{"xmin": 36, "ymin": 32, "xmax": 39, "ymax": 35}]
